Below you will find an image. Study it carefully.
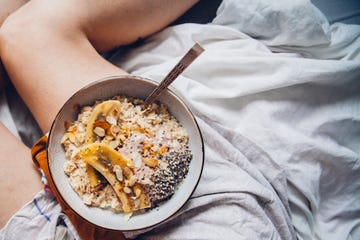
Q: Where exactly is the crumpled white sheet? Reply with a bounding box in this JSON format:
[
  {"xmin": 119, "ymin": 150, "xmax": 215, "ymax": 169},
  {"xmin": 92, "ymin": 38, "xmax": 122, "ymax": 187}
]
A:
[
  {"xmin": 110, "ymin": 0, "xmax": 360, "ymax": 239},
  {"xmin": 1, "ymin": 0, "xmax": 359, "ymax": 239}
]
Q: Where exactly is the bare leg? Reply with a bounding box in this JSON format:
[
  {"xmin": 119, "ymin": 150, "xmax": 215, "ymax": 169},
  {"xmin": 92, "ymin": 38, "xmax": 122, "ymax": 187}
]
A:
[
  {"xmin": 0, "ymin": 0, "xmax": 29, "ymax": 90},
  {"xmin": 0, "ymin": 0, "xmax": 198, "ymax": 132},
  {"xmin": 0, "ymin": 123, "xmax": 42, "ymax": 228},
  {"xmin": 0, "ymin": 1, "xmax": 35, "ymax": 228},
  {"xmin": 0, "ymin": 0, "xmax": 29, "ymax": 26}
]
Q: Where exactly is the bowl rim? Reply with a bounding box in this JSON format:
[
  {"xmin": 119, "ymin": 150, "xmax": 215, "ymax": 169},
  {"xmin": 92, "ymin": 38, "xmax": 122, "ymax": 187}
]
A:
[{"xmin": 46, "ymin": 74, "xmax": 205, "ymax": 231}]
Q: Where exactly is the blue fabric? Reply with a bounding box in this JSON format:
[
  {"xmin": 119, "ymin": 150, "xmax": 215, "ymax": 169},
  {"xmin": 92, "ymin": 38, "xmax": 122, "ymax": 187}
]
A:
[{"xmin": 312, "ymin": 0, "xmax": 360, "ymax": 24}]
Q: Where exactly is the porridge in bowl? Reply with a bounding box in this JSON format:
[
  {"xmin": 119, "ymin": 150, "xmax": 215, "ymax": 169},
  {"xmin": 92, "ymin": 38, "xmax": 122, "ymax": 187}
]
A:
[{"xmin": 61, "ymin": 96, "xmax": 192, "ymax": 215}]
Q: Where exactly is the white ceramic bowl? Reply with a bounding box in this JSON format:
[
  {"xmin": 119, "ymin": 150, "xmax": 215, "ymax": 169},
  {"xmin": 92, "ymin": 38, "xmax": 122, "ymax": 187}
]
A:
[{"xmin": 47, "ymin": 75, "xmax": 204, "ymax": 231}]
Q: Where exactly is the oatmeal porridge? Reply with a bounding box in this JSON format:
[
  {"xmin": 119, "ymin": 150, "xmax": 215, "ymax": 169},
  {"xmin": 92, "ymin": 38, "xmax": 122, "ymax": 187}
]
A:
[{"xmin": 61, "ymin": 96, "xmax": 192, "ymax": 214}]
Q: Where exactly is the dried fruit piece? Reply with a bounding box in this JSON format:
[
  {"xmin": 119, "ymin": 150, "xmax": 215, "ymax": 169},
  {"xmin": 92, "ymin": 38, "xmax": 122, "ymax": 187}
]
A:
[
  {"xmin": 142, "ymin": 157, "xmax": 159, "ymax": 167},
  {"xmin": 93, "ymin": 121, "xmax": 111, "ymax": 134},
  {"xmin": 159, "ymin": 145, "xmax": 169, "ymax": 155}
]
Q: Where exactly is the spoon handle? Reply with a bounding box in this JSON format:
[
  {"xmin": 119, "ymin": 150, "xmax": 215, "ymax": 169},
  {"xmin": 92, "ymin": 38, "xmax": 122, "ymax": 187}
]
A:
[{"xmin": 144, "ymin": 43, "xmax": 204, "ymax": 105}]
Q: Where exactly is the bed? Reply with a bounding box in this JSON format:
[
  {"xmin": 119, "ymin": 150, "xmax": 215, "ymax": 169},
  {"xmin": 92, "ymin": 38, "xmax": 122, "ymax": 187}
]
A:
[{"xmin": 1, "ymin": 0, "xmax": 359, "ymax": 239}]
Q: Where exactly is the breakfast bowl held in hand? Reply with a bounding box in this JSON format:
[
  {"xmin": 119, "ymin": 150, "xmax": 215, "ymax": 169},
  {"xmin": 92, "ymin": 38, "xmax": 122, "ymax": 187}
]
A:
[{"xmin": 47, "ymin": 75, "xmax": 204, "ymax": 231}]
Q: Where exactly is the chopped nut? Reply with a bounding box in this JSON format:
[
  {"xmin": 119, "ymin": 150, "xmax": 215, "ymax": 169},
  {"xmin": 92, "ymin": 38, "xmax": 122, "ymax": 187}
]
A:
[
  {"xmin": 134, "ymin": 187, "xmax": 142, "ymax": 198},
  {"xmin": 118, "ymin": 134, "xmax": 126, "ymax": 142},
  {"xmin": 104, "ymin": 135, "xmax": 114, "ymax": 142},
  {"xmin": 123, "ymin": 186, "xmax": 132, "ymax": 194},
  {"xmin": 114, "ymin": 165, "xmax": 123, "ymax": 182},
  {"xmin": 109, "ymin": 140, "xmax": 120, "ymax": 149},
  {"xmin": 128, "ymin": 175, "xmax": 137, "ymax": 187},
  {"xmin": 111, "ymin": 125, "xmax": 121, "ymax": 134},
  {"xmin": 106, "ymin": 116, "xmax": 117, "ymax": 125},
  {"xmin": 123, "ymin": 167, "xmax": 133, "ymax": 179},
  {"xmin": 61, "ymin": 132, "xmax": 76, "ymax": 144},
  {"xmin": 76, "ymin": 134, "xmax": 85, "ymax": 144},
  {"xmin": 151, "ymin": 145, "xmax": 159, "ymax": 153},
  {"xmin": 93, "ymin": 127, "xmax": 105, "ymax": 137}
]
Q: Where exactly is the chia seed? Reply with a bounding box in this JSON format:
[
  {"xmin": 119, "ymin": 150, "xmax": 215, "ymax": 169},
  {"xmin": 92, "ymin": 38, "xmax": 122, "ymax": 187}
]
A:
[{"xmin": 148, "ymin": 148, "xmax": 192, "ymax": 204}]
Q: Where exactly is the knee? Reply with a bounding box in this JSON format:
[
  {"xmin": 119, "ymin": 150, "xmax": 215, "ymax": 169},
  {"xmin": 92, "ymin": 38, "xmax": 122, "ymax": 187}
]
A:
[
  {"xmin": 0, "ymin": 5, "xmax": 45, "ymax": 60},
  {"xmin": 0, "ymin": 11, "xmax": 24, "ymax": 58},
  {"xmin": 0, "ymin": 1, "xmax": 83, "ymax": 59}
]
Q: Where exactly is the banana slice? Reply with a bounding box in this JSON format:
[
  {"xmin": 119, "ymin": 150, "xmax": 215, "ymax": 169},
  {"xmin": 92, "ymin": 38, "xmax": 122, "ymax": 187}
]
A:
[
  {"xmin": 79, "ymin": 143, "xmax": 150, "ymax": 212},
  {"xmin": 83, "ymin": 100, "xmax": 121, "ymax": 186},
  {"xmin": 80, "ymin": 142, "xmax": 132, "ymax": 187},
  {"xmin": 85, "ymin": 100, "xmax": 121, "ymax": 144},
  {"xmin": 80, "ymin": 143, "xmax": 132, "ymax": 168},
  {"xmin": 82, "ymin": 154, "xmax": 132, "ymax": 212}
]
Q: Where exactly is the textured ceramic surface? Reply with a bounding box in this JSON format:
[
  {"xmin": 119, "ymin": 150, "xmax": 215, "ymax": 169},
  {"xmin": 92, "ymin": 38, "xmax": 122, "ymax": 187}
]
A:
[{"xmin": 47, "ymin": 75, "xmax": 204, "ymax": 231}]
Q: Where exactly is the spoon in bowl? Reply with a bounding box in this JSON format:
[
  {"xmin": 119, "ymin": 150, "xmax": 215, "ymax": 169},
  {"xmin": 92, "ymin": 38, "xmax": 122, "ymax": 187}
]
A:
[{"xmin": 144, "ymin": 42, "xmax": 204, "ymax": 105}]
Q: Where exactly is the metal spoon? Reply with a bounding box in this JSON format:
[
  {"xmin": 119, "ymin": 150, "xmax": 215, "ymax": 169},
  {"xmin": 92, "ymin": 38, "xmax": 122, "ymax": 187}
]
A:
[{"xmin": 144, "ymin": 43, "xmax": 204, "ymax": 105}]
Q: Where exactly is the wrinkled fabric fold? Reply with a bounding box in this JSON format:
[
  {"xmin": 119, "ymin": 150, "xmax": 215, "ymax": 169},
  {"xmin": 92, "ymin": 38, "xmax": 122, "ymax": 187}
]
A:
[{"xmin": 110, "ymin": 1, "xmax": 360, "ymax": 239}]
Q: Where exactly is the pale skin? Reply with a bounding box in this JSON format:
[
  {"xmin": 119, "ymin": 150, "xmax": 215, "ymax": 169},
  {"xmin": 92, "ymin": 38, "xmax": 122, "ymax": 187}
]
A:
[
  {"xmin": 0, "ymin": 0, "xmax": 198, "ymax": 228},
  {"xmin": 0, "ymin": 0, "xmax": 29, "ymax": 90}
]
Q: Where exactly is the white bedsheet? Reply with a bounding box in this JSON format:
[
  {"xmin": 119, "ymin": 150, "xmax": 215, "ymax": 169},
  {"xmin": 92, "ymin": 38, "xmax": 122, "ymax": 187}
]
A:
[
  {"xmin": 110, "ymin": 1, "xmax": 360, "ymax": 239},
  {"xmin": 1, "ymin": 0, "xmax": 359, "ymax": 239}
]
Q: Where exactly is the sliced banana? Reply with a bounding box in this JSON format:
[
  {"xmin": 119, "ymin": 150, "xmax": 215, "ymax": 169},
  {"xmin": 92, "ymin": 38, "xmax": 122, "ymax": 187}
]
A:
[
  {"xmin": 80, "ymin": 142, "xmax": 132, "ymax": 187},
  {"xmin": 81, "ymin": 154, "xmax": 132, "ymax": 212},
  {"xmin": 80, "ymin": 143, "xmax": 132, "ymax": 168},
  {"xmin": 79, "ymin": 143, "xmax": 150, "ymax": 212},
  {"xmin": 83, "ymin": 100, "xmax": 121, "ymax": 186},
  {"xmin": 85, "ymin": 100, "xmax": 121, "ymax": 144}
]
